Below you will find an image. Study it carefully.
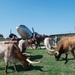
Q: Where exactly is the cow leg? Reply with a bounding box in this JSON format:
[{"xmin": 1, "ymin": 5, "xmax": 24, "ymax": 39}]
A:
[
  {"xmin": 46, "ymin": 49, "xmax": 48, "ymax": 53},
  {"xmin": 4, "ymin": 53, "xmax": 8, "ymax": 74},
  {"xmin": 5, "ymin": 63, "xmax": 8, "ymax": 74},
  {"xmin": 64, "ymin": 53, "xmax": 68, "ymax": 64},
  {"xmin": 45, "ymin": 45, "xmax": 48, "ymax": 54},
  {"xmin": 71, "ymin": 50, "xmax": 75, "ymax": 59},
  {"xmin": 4, "ymin": 58, "xmax": 8, "ymax": 74},
  {"xmin": 46, "ymin": 49, "xmax": 50, "ymax": 55},
  {"xmin": 45, "ymin": 45, "xmax": 51, "ymax": 55},
  {"xmin": 65, "ymin": 53, "xmax": 68, "ymax": 60},
  {"xmin": 13, "ymin": 63, "xmax": 18, "ymax": 72},
  {"xmin": 48, "ymin": 44, "xmax": 52, "ymax": 54}
]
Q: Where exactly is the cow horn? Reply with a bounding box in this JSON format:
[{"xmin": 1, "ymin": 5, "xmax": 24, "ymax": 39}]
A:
[
  {"xmin": 55, "ymin": 51, "xmax": 59, "ymax": 56},
  {"xmin": 23, "ymin": 53, "xmax": 31, "ymax": 56},
  {"xmin": 26, "ymin": 58, "xmax": 40, "ymax": 64},
  {"xmin": 49, "ymin": 49, "xmax": 54, "ymax": 52}
]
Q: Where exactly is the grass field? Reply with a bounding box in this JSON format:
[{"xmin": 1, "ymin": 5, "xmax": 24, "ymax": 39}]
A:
[{"xmin": 0, "ymin": 49, "xmax": 75, "ymax": 75}]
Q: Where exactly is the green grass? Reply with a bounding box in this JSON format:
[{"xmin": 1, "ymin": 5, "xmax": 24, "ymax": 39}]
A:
[{"xmin": 0, "ymin": 49, "xmax": 75, "ymax": 75}]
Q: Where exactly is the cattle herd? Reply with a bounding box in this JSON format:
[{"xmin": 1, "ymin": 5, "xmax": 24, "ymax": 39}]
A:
[
  {"xmin": 0, "ymin": 39, "xmax": 40, "ymax": 74},
  {"xmin": 0, "ymin": 36, "xmax": 75, "ymax": 74},
  {"xmin": 44, "ymin": 36, "xmax": 75, "ymax": 62}
]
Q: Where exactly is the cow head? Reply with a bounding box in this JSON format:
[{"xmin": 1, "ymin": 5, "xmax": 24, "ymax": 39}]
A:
[
  {"xmin": 21, "ymin": 60, "xmax": 29, "ymax": 70},
  {"xmin": 54, "ymin": 51, "xmax": 60, "ymax": 60},
  {"xmin": 14, "ymin": 50, "xmax": 40, "ymax": 70}
]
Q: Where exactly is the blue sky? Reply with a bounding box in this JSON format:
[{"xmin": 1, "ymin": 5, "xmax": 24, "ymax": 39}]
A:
[{"xmin": 0, "ymin": 0, "xmax": 75, "ymax": 38}]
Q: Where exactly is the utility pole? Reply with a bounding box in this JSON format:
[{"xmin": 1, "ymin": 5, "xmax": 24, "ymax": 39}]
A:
[
  {"xmin": 74, "ymin": 26, "xmax": 75, "ymax": 31},
  {"xmin": 10, "ymin": 29, "xmax": 12, "ymax": 34}
]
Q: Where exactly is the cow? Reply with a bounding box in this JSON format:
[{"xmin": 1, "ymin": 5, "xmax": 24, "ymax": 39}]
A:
[
  {"xmin": 18, "ymin": 39, "xmax": 27, "ymax": 53},
  {"xmin": 44, "ymin": 37, "xmax": 54, "ymax": 54},
  {"xmin": 18, "ymin": 39, "xmax": 31, "ymax": 56},
  {"xmin": 0, "ymin": 43, "xmax": 40, "ymax": 74},
  {"xmin": 27, "ymin": 35, "xmax": 45, "ymax": 49},
  {"xmin": 54, "ymin": 36, "xmax": 75, "ymax": 63},
  {"xmin": 3, "ymin": 39, "xmax": 30, "ymax": 56}
]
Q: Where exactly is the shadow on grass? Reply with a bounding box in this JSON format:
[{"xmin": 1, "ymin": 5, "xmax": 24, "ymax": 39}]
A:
[
  {"xmin": 29, "ymin": 65, "xmax": 53, "ymax": 72},
  {"xmin": 29, "ymin": 54, "xmax": 43, "ymax": 61},
  {"xmin": 7, "ymin": 55, "xmax": 45, "ymax": 74},
  {"xmin": 0, "ymin": 55, "xmax": 44, "ymax": 74},
  {"xmin": 0, "ymin": 67, "xmax": 4, "ymax": 71},
  {"xmin": 58, "ymin": 57, "xmax": 75, "ymax": 64},
  {"xmin": 8, "ymin": 65, "xmax": 25, "ymax": 72},
  {"xmin": 29, "ymin": 65, "xmax": 44, "ymax": 71},
  {"xmin": 8, "ymin": 64, "xmax": 45, "ymax": 73}
]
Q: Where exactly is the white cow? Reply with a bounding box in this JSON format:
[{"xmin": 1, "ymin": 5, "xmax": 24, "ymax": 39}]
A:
[
  {"xmin": 0, "ymin": 42, "xmax": 40, "ymax": 74},
  {"xmin": 1, "ymin": 39, "xmax": 30, "ymax": 55},
  {"xmin": 44, "ymin": 37, "xmax": 54, "ymax": 54},
  {"xmin": 18, "ymin": 39, "xmax": 31, "ymax": 56},
  {"xmin": 18, "ymin": 39, "xmax": 27, "ymax": 53}
]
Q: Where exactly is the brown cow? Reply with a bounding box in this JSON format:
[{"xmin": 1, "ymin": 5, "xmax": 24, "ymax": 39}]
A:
[
  {"xmin": 0, "ymin": 43, "xmax": 40, "ymax": 74},
  {"xmin": 27, "ymin": 36, "xmax": 44, "ymax": 49},
  {"xmin": 54, "ymin": 36, "xmax": 75, "ymax": 62}
]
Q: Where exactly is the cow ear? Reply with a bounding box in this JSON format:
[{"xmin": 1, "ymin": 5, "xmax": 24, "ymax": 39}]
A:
[{"xmin": 55, "ymin": 51, "xmax": 59, "ymax": 56}]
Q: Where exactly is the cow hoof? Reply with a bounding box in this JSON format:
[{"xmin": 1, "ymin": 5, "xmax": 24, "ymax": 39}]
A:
[
  {"xmin": 74, "ymin": 57, "xmax": 75, "ymax": 59},
  {"xmin": 14, "ymin": 70, "xmax": 18, "ymax": 73},
  {"xmin": 5, "ymin": 72, "xmax": 8, "ymax": 74}
]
